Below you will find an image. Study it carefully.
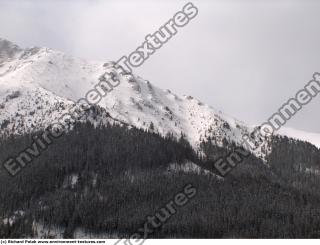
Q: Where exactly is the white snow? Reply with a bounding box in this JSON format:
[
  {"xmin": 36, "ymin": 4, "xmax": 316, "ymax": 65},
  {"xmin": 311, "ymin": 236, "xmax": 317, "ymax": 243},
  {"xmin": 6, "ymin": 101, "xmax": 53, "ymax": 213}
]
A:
[
  {"xmin": 63, "ymin": 174, "xmax": 79, "ymax": 188},
  {"xmin": 305, "ymin": 167, "xmax": 320, "ymax": 176},
  {"xmin": 168, "ymin": 162, "xmax": 224, "ymax": 180},
  {"xmin": 0, "ymin": 39, "xmax": 257, "ymax": 153},
  {"xmin": 32, "ymin": 222, "xmax": 64, "ymax": 239},
  {"xmin": 277, "ymin": 127, "xmax": 320, "ymax": 149},
  {"xmin": 2, "ymin": 210, "xmax": 25, "ymax": 226},
  {"xmin": 32, "ymin": 221, "xmax": 124, "ymax": 239},
  {"xmin": 1, "ymin": 38, "xmax": 318, "ymax": 161}
]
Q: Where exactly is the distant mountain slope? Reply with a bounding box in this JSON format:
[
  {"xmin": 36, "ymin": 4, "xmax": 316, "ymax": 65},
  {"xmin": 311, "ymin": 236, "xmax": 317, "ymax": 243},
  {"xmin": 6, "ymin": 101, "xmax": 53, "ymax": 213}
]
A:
[
  {"xmin": 277, "ymin": 127, "xmax": 320, "ymax": 149},
  {"xmin": 0, "ymin": 38, "xmax": 319, "ymax": 159}
]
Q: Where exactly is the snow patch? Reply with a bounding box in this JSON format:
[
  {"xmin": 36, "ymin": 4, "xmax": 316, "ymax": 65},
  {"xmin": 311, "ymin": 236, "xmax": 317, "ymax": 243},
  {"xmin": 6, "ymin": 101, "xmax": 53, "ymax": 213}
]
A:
[
  {"xmin": 277, "ymin": 127, "xmax": 320, "ymax": 149},
  {"xmin": 63, "ymin": 174, "xmax": 79, "ymax": 189},
  {"xmin": 168, "ymin": 162, "xmax": 223, "ymax": 180}
]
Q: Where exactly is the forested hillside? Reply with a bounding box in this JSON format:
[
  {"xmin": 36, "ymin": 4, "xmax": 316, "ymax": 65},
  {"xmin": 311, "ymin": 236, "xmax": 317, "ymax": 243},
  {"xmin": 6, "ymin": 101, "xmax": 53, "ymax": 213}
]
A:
[{"xmin": 1, "ymin": 123, "xmax": 320, "ymax": 238}]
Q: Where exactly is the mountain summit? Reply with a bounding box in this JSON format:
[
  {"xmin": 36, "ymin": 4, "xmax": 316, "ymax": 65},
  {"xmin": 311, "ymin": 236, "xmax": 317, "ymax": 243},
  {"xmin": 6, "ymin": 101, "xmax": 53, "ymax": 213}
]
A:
[
  {"xmin": 0, "ymin": 39, "xmax": 319, "ymax": 160},
  {"xmin": 0, "ymin": 38, "xmax": 23, "ymax": 63}
]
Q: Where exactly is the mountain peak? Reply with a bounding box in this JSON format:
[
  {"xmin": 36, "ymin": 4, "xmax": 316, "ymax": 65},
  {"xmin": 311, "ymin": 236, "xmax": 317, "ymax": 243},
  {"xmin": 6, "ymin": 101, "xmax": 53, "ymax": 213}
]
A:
[
  {"xmin": 0, "ymin": 38, "xmax": 319, "ymax": 158},
  {"xmin": 0, "ymin": 38, "xmax": 22, "ymax": 62}
]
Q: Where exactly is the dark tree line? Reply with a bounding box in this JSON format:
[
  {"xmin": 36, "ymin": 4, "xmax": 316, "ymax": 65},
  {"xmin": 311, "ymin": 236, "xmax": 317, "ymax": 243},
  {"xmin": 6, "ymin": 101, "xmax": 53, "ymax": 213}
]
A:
[{"xmin": 1, "ymin": 124, "xmax": 320, "ymax": 238}]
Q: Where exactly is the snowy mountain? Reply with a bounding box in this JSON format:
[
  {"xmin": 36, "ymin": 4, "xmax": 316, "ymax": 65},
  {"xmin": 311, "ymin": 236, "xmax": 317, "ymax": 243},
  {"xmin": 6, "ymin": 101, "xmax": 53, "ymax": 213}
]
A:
[
  {"xmin": 0, "ymin": 38, "xmax": 22, "ymax": 63},
  {"xmin": 2, "ymin": 38, "xmax": 320, "ymax": 239},
  {"xmin": 277, "ymin": 127, "xmax": 320, "ymax": 149},
  {"xmin": 0, "ymin": 38, "xmax": 318, "ymax": 160}
]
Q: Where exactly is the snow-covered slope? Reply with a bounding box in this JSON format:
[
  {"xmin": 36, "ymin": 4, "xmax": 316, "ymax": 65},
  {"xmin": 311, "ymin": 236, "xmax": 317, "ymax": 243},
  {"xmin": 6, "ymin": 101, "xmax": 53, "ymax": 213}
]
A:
[
  {"xmin": 0, "ymin": 38, "xmax": 317, "ymax": 160},
  {"xmin": 277, "ymin": 127, "xmax": 320, "ymax": 149}
]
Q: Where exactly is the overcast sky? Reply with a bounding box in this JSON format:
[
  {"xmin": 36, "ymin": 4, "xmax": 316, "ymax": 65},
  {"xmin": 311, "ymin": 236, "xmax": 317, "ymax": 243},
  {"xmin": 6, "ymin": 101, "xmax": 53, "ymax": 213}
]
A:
[{"xmin": 0, "ymin": 0, "xmax": 319, "ymax": 133}]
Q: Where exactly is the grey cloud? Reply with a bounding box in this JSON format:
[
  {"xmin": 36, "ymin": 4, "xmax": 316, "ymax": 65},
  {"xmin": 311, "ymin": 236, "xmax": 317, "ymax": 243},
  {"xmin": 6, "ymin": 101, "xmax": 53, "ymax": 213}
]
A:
[{"xmin": 0, "ymin": 0, "xmax": 319, "ymax": 132}]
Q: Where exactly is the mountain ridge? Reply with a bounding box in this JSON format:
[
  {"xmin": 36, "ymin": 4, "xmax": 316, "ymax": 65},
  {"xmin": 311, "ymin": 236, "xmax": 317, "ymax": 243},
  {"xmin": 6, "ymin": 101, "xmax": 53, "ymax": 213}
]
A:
[{"xmin": 0, "ymin": 38, "xmax": 319, "ymax": 160}]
